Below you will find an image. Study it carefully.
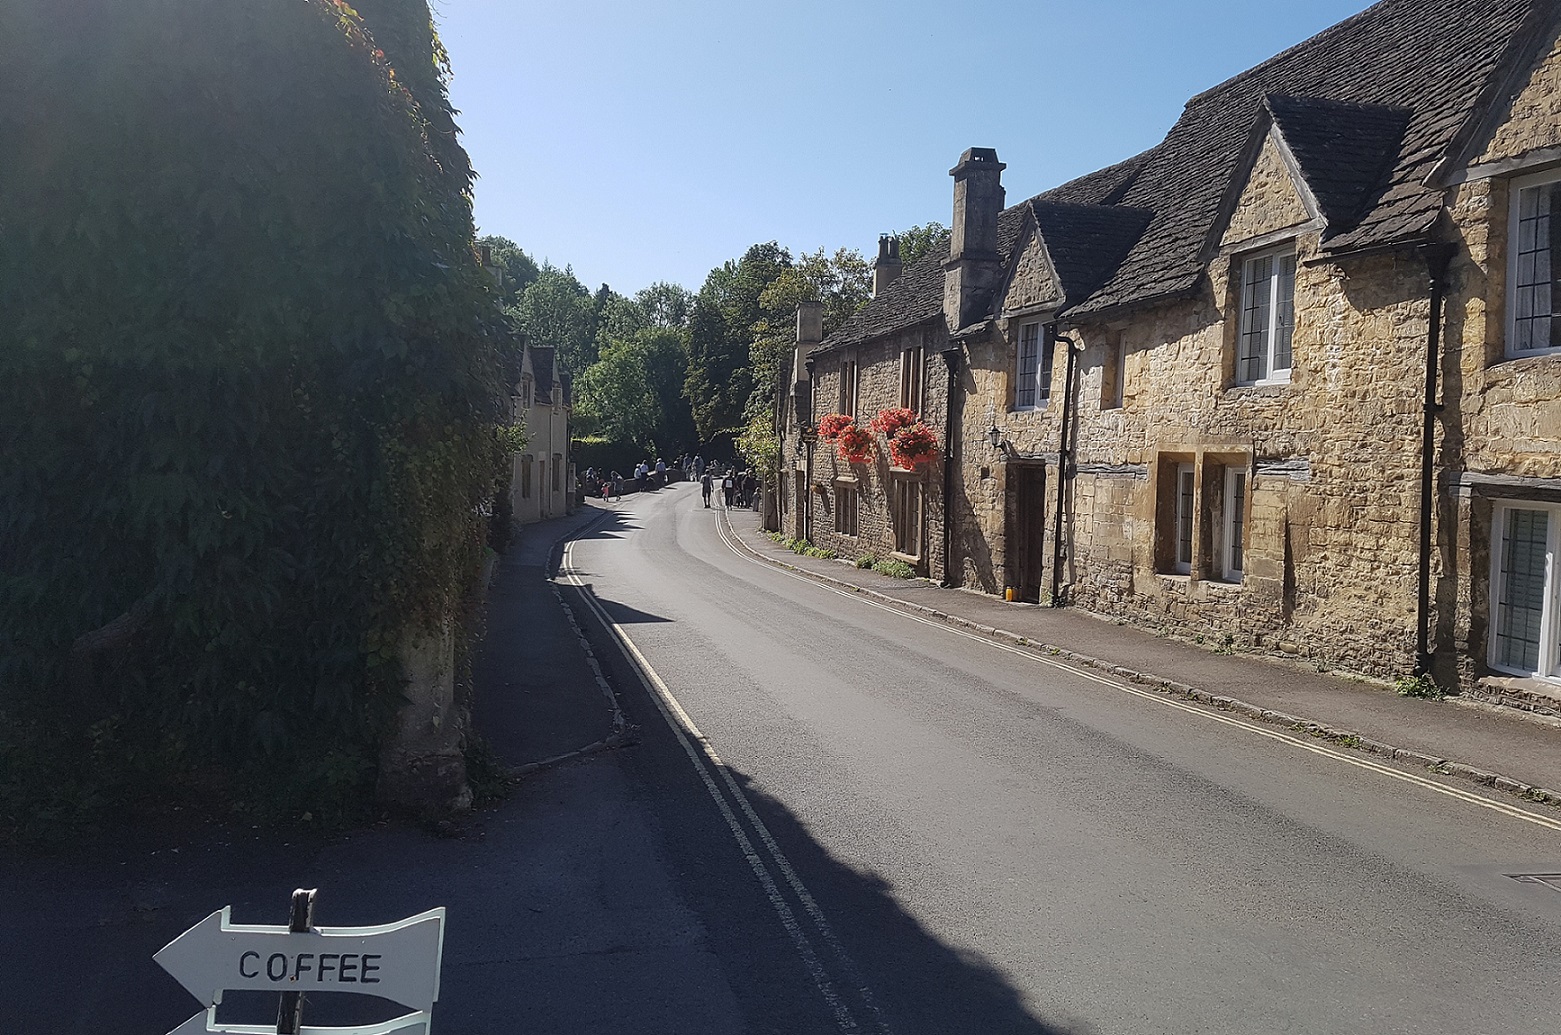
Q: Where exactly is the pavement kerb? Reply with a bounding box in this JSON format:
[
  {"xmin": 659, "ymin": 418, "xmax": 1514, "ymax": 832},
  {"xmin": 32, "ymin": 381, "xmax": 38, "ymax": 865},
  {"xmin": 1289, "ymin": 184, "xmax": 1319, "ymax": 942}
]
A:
[
  {"xmin": 719, "ymin": 506, "xmax": 1561, "ymax": 812},
  {"xmin": 490, "ymin": 505, "xmax": 638, "ymax": 781}
]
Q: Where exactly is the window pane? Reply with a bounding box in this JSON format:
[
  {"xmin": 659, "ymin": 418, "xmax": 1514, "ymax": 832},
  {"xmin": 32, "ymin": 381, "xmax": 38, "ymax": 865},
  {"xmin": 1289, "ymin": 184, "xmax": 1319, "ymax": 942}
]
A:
[
  {"xmin": 1513, "ymin": 183, "xmax": 1558, "ymax": 353},
  {"xmin": 1274, "ymin": 255, "xmax": 1296, "ymax": 372},
  {"xmin": 1229, "ymin": 471, "xmax": 1245, "ymax": 574},
  {"xmin": 1240, "ymin": 256, "xmax": 1271, "ymax": 382},
  {"xmin": 1177, "ymin": 469, "xmax": 1194, "ymax": 567},
  {"xmin": 1017, "ymin": 324, "xmax": 1039, "ymax": 408},
  {"xmin": 1496, "ymin": 508, "xmax": 1550, "ymax": 672}
]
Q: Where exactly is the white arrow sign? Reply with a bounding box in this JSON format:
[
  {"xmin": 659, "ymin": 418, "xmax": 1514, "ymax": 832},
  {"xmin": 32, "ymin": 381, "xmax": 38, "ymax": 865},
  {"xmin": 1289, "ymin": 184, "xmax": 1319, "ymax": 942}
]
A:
[
  {"xmin": 155, "ymin": 906, "xmax": 445, "ymax": 1014},
  {"xmin": 169, "ymin": 1005, "xmax": 429, "ymax": 1035}
]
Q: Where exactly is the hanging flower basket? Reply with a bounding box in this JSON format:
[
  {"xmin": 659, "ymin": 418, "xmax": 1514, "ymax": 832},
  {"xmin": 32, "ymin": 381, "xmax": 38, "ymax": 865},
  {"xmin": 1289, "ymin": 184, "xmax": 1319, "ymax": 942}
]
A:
[
  {"xmin": 889, "ymin": 421, "xmax": 939, "ymax": 468},
  {"xmin": 816, "ymin": 413, "xmax": 854, "ymax": 441},
  {"xmin": 836, "ymin": 424, "xmax": 874, "ymax": 464},
  {"xmin": 870, "ymin": 407, "xmax": 920, "ymax": 437}
]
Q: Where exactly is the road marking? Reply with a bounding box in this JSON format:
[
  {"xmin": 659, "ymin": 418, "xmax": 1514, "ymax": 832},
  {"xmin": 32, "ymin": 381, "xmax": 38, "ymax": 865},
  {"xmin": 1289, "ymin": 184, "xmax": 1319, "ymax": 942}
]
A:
[
  {"xmin": 559, "ymin": 536, "xmax": 891, "ymax": 1035},
  {"xmin": 712, "ymin": 506, "xmax": 1561, "ymax": 837}
]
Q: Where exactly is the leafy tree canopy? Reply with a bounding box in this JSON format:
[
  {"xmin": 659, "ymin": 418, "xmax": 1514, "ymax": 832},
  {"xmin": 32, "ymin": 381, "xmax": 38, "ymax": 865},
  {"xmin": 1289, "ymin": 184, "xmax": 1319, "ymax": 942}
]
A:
[
  {"xmin": 895, "ymin": 222, "xmax": 949, "ymax": 267},
  {"xmin": 477, "ymin": 234, "xmax": 540, "ymax": 305},
  {"xmin": 509, "ymin": 263, "xmax": 597, "ymax": 373}
]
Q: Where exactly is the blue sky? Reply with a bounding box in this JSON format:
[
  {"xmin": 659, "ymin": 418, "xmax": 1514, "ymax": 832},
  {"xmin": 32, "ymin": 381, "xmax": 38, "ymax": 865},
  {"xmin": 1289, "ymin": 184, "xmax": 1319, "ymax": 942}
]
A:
[{"xmin": 438, "ymin": 0, "xmax": 1373, "ymax": 295}]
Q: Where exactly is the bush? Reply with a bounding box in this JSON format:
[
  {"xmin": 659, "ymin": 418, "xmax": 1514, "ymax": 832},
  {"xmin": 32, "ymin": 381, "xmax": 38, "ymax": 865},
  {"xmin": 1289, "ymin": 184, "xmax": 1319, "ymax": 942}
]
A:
[
  {"xmin": 856, "ymin": 555, "xmax": 874, "ymax": 569},
  {"xmin": 874, "ymin": 559, "xmax": 917, "ymax": 579}
]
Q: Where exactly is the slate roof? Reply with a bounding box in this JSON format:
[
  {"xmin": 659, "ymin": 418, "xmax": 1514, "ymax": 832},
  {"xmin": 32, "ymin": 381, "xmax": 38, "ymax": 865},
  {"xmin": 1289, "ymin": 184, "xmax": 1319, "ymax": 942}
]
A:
[
  {"xmin": 1264, "ymin": 94, "xmax": 1413, "ymax": 239},
  {"xmin": 816, "ymin": 0, "xmax": 1557, "ymax": 344},
  {"xmin": 1074, "ymin": 0, "xmax": 1557, "ymax": 316},
  {"xmin": 817, "ymin": 157, "xmax": 1154, "ymax": 354},
  {"xmin": 531, "ymin": 345, "xmax": 556, "ymax": 403},
  {"xmin": 1030, "ymin": 202, "xmax": 1155, "ymax": 308}
]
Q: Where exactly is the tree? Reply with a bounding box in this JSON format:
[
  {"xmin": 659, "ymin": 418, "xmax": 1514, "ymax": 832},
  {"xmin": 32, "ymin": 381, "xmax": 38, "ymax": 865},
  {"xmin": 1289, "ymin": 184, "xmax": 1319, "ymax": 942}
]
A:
[
  {"xmin": 477, "ymin": 234, "xmax": 539, "ymax": 305},
  {"xmin": 895, "ymin": 222, "xmax": 949, "ymax": 267},
  {"xmin": 578, "ymin": 327, "xmax": 696, "ymax": 456},
  {"xmin": 636, "ymin": 282, "xmax": 694, "ymax": 329},
  {"xmin": 685, "ymin": 243, "xmax": 792, "ymax": 442},
  {"xmin": 511, "ymin": 263, "xmax": 597, "ymax": 373}
]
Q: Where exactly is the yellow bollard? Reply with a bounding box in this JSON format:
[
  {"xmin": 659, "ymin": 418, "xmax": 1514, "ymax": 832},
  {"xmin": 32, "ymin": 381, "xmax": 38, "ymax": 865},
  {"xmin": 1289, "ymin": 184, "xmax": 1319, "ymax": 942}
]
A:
[{"xmin": 1005, "ymin": 587, "xmax": 1016, "ymax": 601}]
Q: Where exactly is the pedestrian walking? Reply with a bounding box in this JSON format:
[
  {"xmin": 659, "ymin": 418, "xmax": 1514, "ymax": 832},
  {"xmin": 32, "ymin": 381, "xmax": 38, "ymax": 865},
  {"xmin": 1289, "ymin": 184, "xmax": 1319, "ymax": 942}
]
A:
[
  {"xmin": 722, "ymin": 472, "xmax": 735, "ymax": 507},
  {"xmin": 701, "ymin": 471, "xmax": 713, "ymax": 508}
]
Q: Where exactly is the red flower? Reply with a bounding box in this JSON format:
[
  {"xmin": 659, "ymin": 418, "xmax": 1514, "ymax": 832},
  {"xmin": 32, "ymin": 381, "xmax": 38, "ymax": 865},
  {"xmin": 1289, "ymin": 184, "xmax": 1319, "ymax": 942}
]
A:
[
  {"xmin": 889, "ymin": 421, "xmax": 938, "ymax": 468},
  {"xmin": 816, "ymin": 413, "xmax": 854, "ymax": 441},
  {"xmin": 870, "ymin": 407, "xmax": 919, "ymax": 436},
  {"xmin": 836, "ymin": 424, "xmax": 874, "ymax": 464}
]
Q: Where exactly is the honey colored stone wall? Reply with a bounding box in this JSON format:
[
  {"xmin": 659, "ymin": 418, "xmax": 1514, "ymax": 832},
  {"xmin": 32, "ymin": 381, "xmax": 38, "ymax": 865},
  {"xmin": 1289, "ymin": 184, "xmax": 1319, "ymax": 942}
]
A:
[
  {"xmin": 1474, "ymin": 33, "xmax": 1561, "ymax": 167},
  {"xmin": 1220, "ymin": 131, "xmax": 1317, "ymax": 249},
  {"xmin": 1003, "ymin": 230, "xmax": 1065, "ymax": 315},
  {"xmin": 952, "ymin": 219, "xmax": 1439, "ymax": 678},
  {"xmin": 804, "ymin": 323, "xmax": 948, "ymax": 576}
]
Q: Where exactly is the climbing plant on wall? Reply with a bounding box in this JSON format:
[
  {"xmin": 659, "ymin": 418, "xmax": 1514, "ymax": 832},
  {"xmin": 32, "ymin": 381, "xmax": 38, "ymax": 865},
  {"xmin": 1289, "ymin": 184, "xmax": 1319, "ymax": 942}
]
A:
[{"xmin": 0, "ymin": 0, "xmax": 504, "ymax": 839}]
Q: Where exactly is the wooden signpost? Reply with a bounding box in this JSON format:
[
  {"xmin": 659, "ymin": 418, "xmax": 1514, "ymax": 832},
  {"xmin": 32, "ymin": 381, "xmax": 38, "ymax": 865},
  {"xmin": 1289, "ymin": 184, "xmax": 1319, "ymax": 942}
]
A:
[{"xmin": 155, "ymin": 889, "xmax": 446, "ymax": 1035}]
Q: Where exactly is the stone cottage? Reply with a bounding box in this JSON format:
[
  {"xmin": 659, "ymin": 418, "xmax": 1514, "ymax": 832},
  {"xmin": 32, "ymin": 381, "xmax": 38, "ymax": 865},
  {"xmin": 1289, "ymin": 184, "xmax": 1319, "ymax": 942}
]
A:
[
  {"xmin": 781, "ymin": 0, "xmax": 1561, "ymax": 708},
  {"xmin": 509, "ymin": 343, "xmax": 574, "ymax": 527}
]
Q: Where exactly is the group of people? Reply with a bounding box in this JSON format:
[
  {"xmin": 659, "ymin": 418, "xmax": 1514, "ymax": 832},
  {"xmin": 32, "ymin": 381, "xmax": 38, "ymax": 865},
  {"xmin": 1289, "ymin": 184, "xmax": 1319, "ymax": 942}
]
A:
[
  {"xmin": 698, "ymin": 464, "xmax": 758, "ymax": 510},
  {"xmin": 581, "ymin": 457, "xmax": 760, "ymax": 510},
  {"xmin": 583, "ymin": 467, "xmax": 623, "ymax": 501}
]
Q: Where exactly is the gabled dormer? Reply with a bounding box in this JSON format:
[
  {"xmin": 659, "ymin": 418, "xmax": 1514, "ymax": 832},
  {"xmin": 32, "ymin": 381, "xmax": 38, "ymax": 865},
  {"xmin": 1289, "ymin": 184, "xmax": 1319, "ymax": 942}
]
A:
[
  {"xmin": 1208, "ymin": 94, "xmax": 1410, "ymax": 256},
  {"xmin": 998, "ymin": 200, "xmax": 1155, "ymax": 319}
]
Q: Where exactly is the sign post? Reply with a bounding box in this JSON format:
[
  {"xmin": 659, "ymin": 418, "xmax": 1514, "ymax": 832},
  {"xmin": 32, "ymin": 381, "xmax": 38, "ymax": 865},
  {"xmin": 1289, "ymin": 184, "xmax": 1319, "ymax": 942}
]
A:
[{"xmin": 155, "ymin": 890, "xmax": 446, "ymax": 1035}]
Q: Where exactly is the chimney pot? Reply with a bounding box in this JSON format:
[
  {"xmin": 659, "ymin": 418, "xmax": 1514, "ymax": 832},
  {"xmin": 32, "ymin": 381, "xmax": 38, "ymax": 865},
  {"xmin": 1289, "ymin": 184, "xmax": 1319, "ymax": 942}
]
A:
[{"xmin": 873, "ymin": 234, "xmax": 903, "ymax": 296}]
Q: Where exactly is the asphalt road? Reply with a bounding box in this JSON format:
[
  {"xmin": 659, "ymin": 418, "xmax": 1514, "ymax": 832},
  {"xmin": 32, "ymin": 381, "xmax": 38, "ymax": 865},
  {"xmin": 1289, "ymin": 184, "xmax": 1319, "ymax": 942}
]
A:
[{"xmin": 560, "ymin": 484, "xmax": 1561, "ymax": 1035}]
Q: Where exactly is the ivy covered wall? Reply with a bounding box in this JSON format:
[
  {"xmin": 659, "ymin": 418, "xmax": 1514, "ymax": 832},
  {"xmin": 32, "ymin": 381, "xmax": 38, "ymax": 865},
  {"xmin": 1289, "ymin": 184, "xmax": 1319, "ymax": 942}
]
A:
[{"xmin": 0, "ymin": 0, "xmax": 505, "ymax": 838}]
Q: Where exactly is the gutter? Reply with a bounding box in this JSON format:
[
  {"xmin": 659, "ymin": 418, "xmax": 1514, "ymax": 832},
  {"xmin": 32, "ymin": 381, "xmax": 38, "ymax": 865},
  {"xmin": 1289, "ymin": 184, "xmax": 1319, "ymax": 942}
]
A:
[{"xmin": 1415, "ymin": 241, "xmax": 1457, "ymax": 676}]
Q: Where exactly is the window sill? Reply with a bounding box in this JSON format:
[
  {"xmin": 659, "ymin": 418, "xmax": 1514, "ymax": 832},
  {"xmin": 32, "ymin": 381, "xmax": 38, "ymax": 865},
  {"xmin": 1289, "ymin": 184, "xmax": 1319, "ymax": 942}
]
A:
[
  {"xmin": 1487, "ymin": 349, "xmax": 1560, "ymax": 377},
  {"xmin": 891, "ymin": 551, "xmax": 922, "ymax": 565},
  {"xmin": 1482, "ymin": 668, "xmax": 1561, "ymax": 690},
  {"xmin": 1227, "ymin": 378, "xmax": 1291, "ymax": 395},
  {"xmin": 1474, "ymin": 673, "xmax": 1561, "ymax": 717}
]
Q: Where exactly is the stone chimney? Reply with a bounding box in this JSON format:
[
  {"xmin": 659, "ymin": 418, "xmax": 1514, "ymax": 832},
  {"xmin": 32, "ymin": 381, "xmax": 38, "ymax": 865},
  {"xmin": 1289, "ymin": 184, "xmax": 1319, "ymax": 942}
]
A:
[
  {"xmin": 943, "ymin": 147, "xmax": 1006, "ymax": 331},
  {"xmin": 873, "ymin": 234, "xmax": 902, "ymax": 296},
  {"xmin": 793, "ymin": 299, "xmax": 824, "ymax": 386}
]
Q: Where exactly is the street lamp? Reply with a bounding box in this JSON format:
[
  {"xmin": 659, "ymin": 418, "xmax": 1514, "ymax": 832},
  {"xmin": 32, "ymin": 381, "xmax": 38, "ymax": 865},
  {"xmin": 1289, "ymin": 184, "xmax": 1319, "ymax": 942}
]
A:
[{"xmin": 987, "ymin": 424, "xmax": 1002, "ymax": 450}]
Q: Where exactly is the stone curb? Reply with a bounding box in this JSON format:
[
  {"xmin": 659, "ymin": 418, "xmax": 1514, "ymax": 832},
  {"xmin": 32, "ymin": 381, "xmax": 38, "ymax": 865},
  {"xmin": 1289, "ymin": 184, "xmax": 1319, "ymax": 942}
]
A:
[{"xmin": 724, "ymin": 510, "xmax": 1561, "ymax": 812}]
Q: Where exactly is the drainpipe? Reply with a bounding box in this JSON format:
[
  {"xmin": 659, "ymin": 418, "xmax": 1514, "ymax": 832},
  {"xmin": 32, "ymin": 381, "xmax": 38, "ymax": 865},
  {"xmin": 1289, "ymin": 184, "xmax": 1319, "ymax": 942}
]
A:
[
  {"xmin": 939, "ymin": 347, "xmax": 962, "ymax": 588},
  {"xmin": 1415, "ymin": 242, "xmax": 1456, "ymax": 676},
  {"xmin": 1050, "ymin": 332, "xmax": 1080, "ymax": 607}
]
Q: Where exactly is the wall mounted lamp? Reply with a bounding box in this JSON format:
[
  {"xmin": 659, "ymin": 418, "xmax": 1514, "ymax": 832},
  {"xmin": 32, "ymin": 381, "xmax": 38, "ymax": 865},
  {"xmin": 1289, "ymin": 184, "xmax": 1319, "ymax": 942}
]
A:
[{"xmin": 987, "ymin": 425, "xmax": 1003, "ymax": 450}]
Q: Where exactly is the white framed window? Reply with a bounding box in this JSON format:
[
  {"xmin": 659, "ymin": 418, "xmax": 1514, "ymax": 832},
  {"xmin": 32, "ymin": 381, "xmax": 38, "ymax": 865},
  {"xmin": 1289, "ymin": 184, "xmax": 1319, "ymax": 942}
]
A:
[
  {"xmin": 833, "ymin": 480, "xmax": 858, "ymax": 536},
  {"xmin": 1221, "ymin": 466, "xmax": 1246, "ymax": 582},
  {"xmin": 1174, "ymin": 462, "xmax": 1195, "ymax": 575},
  {"xmin": 891, "ymin": 477, "xmax": 923, "ymax": 558},
  {"xmin": 839, "ymin": 358, "xmax": 859, "ymax": 416},
  {"xmin": 1014, "ymin": 322, "xmax": 1054, "ymax": 410},
  {"xmin": 900, "ymin": 345, "xmax": 924, "ymax": 411},
  {"xmin": 1236, "ymin": 247, "xmax": 1296, "ymax": 385},
  {"xmin": 1508, "ymin": 170, "xmax": 1561, "ymax": 358},
  {"xmin": 1489, "ymin": 501, "xmax": 1561, "ymax": 681}
]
